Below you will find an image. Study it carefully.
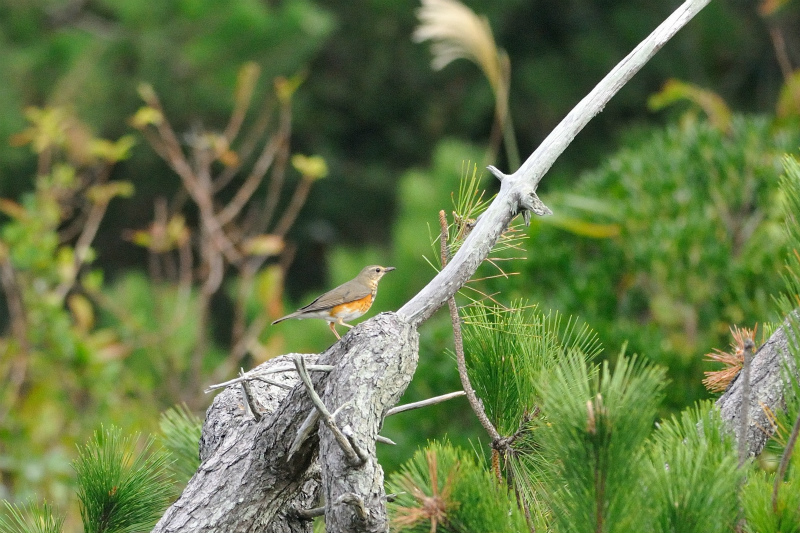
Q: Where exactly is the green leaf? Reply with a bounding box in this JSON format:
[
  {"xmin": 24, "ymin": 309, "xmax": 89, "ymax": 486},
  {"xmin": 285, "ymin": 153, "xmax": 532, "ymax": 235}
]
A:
[
  {"xmin": 87, "ymin": 182, "xmax": 135, "ymax": 205},
  {"xmin": 291, "ymin": 154, "xmax": 328, "ymax": 181},
  {"xmin": 648, "ymin": 79, "xmax": 732, "ymax": 133}
]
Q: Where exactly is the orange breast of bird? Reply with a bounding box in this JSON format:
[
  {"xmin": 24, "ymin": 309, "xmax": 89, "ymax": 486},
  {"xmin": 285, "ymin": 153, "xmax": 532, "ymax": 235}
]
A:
[{"xmin": 329, "ymin": 293, "xmax": 375, "ymax": 321}]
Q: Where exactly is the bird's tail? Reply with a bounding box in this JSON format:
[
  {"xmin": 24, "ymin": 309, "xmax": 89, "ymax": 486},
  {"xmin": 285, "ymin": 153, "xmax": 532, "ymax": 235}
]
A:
[{"xmin": 271, "ymin": 313, "xmax": 297, "ymax": 325}]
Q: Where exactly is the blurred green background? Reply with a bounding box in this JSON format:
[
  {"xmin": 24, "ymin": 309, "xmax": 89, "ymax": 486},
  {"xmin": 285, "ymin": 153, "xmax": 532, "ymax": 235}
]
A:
[{"xmin": 1, "ymin": 0, "xmax": 800, "ymax": 529}]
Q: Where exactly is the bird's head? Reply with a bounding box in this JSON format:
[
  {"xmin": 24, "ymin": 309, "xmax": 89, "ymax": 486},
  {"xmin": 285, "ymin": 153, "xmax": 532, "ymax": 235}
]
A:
[{"xmin": 358, "ymin": 265, "xmax": 396, "ymax": 287}]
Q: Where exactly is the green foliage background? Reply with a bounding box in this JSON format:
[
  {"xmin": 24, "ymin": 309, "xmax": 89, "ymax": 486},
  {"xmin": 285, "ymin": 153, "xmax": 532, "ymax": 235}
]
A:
[{"xmin": 1, "ymin": 0, "xmax": 800, "ymax": 530}]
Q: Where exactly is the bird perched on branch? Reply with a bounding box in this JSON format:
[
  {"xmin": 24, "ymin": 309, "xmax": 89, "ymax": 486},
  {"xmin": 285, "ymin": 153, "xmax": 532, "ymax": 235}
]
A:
[{"xmin": 272, "ymin": 265, "xmax": 396, "ymax": 339}]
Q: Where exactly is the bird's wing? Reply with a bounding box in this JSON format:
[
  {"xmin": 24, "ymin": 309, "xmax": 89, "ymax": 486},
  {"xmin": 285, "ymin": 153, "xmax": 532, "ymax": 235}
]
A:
[{"xmin": 298, "ymin": 280, "xmax": 371, "ymax": 313}]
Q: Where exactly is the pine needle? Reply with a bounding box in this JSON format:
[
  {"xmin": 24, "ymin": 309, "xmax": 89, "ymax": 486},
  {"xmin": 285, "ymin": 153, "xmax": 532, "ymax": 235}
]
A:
[
  {"xmin": 702, "ymin": 324, "xmax": 758, "ymax": 393},
  {"xmin": 74, "ymin": 426, "xmax": 173, "ymax": 533},
  {"xmin": 159, "ymin": 404, "xmax": 202, "ymax": 484},
  {"xmin": 0, "ymin": 500, "xmax": 64, "ymax": 533}
]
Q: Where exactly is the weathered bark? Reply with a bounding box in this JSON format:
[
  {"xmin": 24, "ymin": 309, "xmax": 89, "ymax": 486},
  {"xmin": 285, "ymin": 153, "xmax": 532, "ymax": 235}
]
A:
[
  {"xmin": 152, "ymin": 314, "xmax": 417, "ymax": 533},
  {"xmin": 717, "ymin": 322, "xmax": 799, "ymax": 457},
  {"xmin": 154, "ymin": 352, "xmax": 321, "ymax": 533},
  {"xmin": 152, "ymin": 1, "xmax": 712, "ymax": 531},
  {"xmin": 318, "ymin": 315, "xmax": 418, "ymax": 532}
]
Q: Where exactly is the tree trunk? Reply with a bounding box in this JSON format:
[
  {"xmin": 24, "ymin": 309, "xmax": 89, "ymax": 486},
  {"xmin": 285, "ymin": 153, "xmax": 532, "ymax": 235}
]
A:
[
  {"xmin": 152, "ymin": 313, "xmax": 418, "ymax": 533},
  {"xmin": 717, "ymin": 322, "xmax": 798, "ymax": 457}
]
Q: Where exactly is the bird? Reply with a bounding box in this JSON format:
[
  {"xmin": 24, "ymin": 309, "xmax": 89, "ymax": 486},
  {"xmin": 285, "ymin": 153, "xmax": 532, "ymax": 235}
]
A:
[{"xmin": 272, "ymin": 265, "xmax": 396, "ymax": 339}]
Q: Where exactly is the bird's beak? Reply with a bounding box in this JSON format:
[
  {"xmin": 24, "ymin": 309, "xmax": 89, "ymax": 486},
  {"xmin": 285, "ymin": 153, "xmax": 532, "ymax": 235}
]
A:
[{"xmin": 384, "ymin": 266, "xmax": 396, "ymax": 272}]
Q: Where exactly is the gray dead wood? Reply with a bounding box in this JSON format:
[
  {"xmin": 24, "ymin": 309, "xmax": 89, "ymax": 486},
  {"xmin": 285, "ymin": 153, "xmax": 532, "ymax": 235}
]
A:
[
  {"xmin": 397, "ymin": 0, "xmax": 711, "ymax": 327},
  {"xmin": 152, "ymin": 314, "xmax": 417, "ymax": 533},
  {"xmin": 154, "ymin": 353, "xmax": 320, "ymax": 533},
  {"xmin": 152, "ymin": 1, "xmax": 711, "ymax": 531},
  {"xmin": 717, "ymin": 322, "xmax": 799, "ymax": 458},
  {"xmin": 318, "ymin": 315, "xmax": 418, "ymax": 532}
]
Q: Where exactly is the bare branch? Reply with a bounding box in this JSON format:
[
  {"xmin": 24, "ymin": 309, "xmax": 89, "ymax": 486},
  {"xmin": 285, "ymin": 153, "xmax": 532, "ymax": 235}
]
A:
[
  {"xmin": 216, "ymin": 133, "xmax": 282, "ymax": 226},
  {"xmin": 56, "ymin": 198, "xmax": 109, "ymax": 300},
  {"xmin": 274, "ymin": 177, "xmax": 313, "ymax": 238},
  {"xmin": 205, "ymin": 362, "xmax": 334, "ymax": 392},
  {"xmin": 240, "ymin": 369, "xmax": 263, "ymax": 421},
  {"xmin": 439, "ymin": 210, "xmax": 503, "ymax": 443},
  {"xmin": 398, "ymin": 0, "xmax": 712, "ymax": 326},
  {"xmin": 385, "ymin": 390, "xmax": 466, "ymax": 416},
  {"xmin": 293, "ymin": 354, "xmax": 366, "ymax": 467},
  {"xmin": 738, "ymin": 338, "xmax": 754, "ymax": 465}
]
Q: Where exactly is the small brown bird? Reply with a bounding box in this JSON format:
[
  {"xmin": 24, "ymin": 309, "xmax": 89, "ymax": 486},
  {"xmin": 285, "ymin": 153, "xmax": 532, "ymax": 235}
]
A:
[{"xmin": 272, "ymin": 265, "xmax": 396, "ymax": 339}]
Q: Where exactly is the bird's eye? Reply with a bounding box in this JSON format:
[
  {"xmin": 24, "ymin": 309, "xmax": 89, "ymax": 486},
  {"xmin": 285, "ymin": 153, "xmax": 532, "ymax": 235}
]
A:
[{"xmin": 375, "ymin": 268, "xmax": 381, "ymax": 273}]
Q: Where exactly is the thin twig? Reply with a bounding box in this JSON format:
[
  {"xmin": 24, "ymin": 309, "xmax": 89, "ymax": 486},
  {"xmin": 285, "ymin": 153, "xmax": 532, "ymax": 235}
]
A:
[
  {"xmin": 376, "ymin": 435, "xmax": 396, "ymax": 445},
  {"xmin": 289, "ymin": 410, "xmax": 321, "ymax": 459},
  {"xmin": 295, "ymin": 505, "xmax": 325, "ymax": 520},
  {"xmin": 439, "ymin": 210, "xmax": 502, "ymax": 443},
  {"xmin": 336, "ymin": 493, "xmax": 367, "ymax": 521},
  {"xmin": 772, "ymin": 400, "xmax": 800, "ymax": 512},
  {"xmin": 273, "ymin": 177, "xmax": 312, "ymax": 238},
  {"xmin": 258, "ymin": 102, "xmax": 293, "ymax": 232},
  {"xmin": 342, "ymin": 425, "xmax": 369, "ymax": 464},
  {"xmin": 0, "ymin": 248, "xmax": 31, "ymax": 423},
  {"xmin": 215, "ymin": 100, "xmax": 275, "ymax": 193},
  {"xmin": 385, "ymin": 391, "xmax": 466, "ymax": 417},
  {"xmin": 293, "ymin": 354, "xmax": 365, "ymax": 466},
  {"xmin": 252, "ymin": 376, "xmax": 293, "ymax": 390},
  {"xmin": 0, "ymin": 248, "xmax": 30, "ymax": 358},
  {"xmin": 55, "ymin": 198, "xmax": 109, "ymax": 300},
  {"xmin": 216, "ymin": 133, "xmax": 282, "ymax": 226},
  {"xmin": 738, "ymin": 338, "xmax": 755, "ymax": 466},
  {"xmin": 222, "ymin": 67, "xmax": 257, "ymax": 144},
  {"xmin": 205, "ymin": 363, "xmax": 334, "ymax": 392},
  {"xmin": 220, "ymin": 313, "xmax": 269, "ymax": 379},
  {"xmin": 768, "ymin": 26, "xmax": 794, "ymax": 82},
  {"xmin": 231, "ymin": 262, "xmax": 256, "ymax": 358},
  {"xmin": 240, "ymin": 369, "xmax": 262, "ymax": 421}
]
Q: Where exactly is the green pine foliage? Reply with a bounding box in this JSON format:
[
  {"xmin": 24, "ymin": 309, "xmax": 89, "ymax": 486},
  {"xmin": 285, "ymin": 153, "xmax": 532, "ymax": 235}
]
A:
[
  {"xmin": 740, "ymin": 154, "xmax": 800, "ymax": 533},
  {"xmin": 775, "ymin": 155, "xmax": 800, "ymax": 320},
  {"xmin": 0, "ymin": 500, "xmax": 63, "ymax": 533},
  {"xmin": 159, "ymin": 404, "xmax": 203, "ymax": 485},
  {"xmin": 536, "ymin": 353, "xmax": 666, "ymax": 532},
  {"xmin": 775, "ymin": 155, "xmax": 800, "ymax": 394},
  {"xmin": 515, "ymin": 115, "xmax": 800, "ymax": 411},
  {"xmin": 742, "ymin": 466, "xmax": 800, "ymax": 533},
  {"xmin": 386, "ymin": 440, "xmax": 528, "ymax": 533},
  {"xmin": 460, "ymin": 302, "xmax": 601, "ymax": 436},
  {"xmin": 73, "ymin": 426, "xmax": 172, "ymax": 533},
  {"xmin": 644, "ymin": 400, "xmax": 743, "ymax": 533}
]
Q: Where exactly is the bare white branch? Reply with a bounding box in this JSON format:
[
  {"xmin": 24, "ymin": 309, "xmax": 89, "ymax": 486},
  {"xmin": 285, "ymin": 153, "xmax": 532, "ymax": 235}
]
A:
[
  {"xmin": 386, "ymin": 390, "xmax": 466, "ymax": 416},
  {"xmin": 398, "ymin": 0, "xmax": 712, "ymax": 326}
]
